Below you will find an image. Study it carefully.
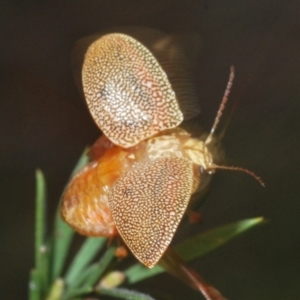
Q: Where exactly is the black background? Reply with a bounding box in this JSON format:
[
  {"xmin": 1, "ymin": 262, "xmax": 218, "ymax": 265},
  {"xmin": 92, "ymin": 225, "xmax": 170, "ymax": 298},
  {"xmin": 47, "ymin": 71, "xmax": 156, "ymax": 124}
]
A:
[{"xmin": 1, "ymin": 1, "xmax": 300, "ymax": 299}]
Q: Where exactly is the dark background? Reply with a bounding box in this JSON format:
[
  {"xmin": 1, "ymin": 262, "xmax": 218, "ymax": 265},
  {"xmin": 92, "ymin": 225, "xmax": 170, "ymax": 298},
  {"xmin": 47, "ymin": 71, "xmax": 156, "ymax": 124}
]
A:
[{"xmin": 1, "ymin": 1, "xmax": 299, "ymax": 299}]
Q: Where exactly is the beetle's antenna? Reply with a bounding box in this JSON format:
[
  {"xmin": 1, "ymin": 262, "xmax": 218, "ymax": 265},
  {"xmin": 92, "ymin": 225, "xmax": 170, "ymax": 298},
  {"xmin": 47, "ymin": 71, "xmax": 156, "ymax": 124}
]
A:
[
  {"xmin": 207, "ymin": 164, "xmax": 265, "ymax": 187},
  {"xmin": 205, "ymin": 66, "xmax": 235, "ymax": 145}
]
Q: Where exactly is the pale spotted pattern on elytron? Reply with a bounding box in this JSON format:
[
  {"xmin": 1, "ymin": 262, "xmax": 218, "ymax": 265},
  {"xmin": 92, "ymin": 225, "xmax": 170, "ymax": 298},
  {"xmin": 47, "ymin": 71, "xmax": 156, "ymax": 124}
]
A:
[
  {"xmin": 109, "ymin": 156, "xmax": 194, "ymax": 268},
  {"xmin": 82, "ymin": 33, "xmax": 183, "ymax": 148}
]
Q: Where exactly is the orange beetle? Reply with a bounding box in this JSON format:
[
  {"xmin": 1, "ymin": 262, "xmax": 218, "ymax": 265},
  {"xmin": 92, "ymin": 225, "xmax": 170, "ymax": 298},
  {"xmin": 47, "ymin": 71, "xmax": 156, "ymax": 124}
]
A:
[{"xmin": 61, "ymin": 31, "xmax": 263, "ymax": 269}]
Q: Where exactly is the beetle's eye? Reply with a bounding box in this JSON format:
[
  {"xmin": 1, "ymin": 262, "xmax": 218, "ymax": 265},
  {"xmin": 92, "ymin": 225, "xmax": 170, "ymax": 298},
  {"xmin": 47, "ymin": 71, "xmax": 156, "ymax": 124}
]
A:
[
  {"xmin": 199, "ymin": 166, "xmax": 205, "ymax": 174},
  {"xmin": 196, "ymin": 166, "xmax": 213, "ymax": 192}
]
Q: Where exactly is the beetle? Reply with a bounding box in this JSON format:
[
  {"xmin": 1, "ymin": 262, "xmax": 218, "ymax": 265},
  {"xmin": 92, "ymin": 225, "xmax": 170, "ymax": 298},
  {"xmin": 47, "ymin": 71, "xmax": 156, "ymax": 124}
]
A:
[{"xmin": 61, "ymin": 32, "xmax": 263, "ymax": 269}]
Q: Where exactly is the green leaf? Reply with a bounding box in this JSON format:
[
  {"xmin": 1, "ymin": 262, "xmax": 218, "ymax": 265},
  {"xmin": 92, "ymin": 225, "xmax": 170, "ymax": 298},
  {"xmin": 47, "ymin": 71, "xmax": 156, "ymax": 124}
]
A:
[
  {"xmin": 125, "ymin": 217, "xmax": 265, "ymax": 284},
  {"xmin": 96, "ymin": 287, "xmax": 156, "ymax": 300},
  {"xmin": 99, "ymin": 271, "xmax": 125, "ymax": 289},
  {"xmin": 80, "ymin": 246, "xmax": 116, "ymax": 288},
  {"xmin": 69, "ymin": 148, "xmax": 91, "ymax": 178},
  {"xmin": 50, "ymin": 148, "xmax": 90, "ymax": 280},
  {"xmin": 35, "ymin": 170, "xmax": 46, "ymax": 268},
  {"xmin": 62, "ymin": 287, "xmax": 93, "ymax": 300},
  {"xmin": 50, "ymin": 213, "xmax": 74, "ymax": 281},
  {"xmin": 124, "ymin": 264, "xmax": 163, "ymax": 285},
  {"xmin": 64, "ymin": 237, "xmax": 106, "ymax": 285},
  {"xmin": 64, "ymin": 245, "xmax": 116, "ymax": 299},
  {"xmin": 29, "ymin": 269, "xmax": 40, "ymax": 300},
  {"xmin": 175, "ymin": 217, "xmax": 265, "ymax": 260},
  {"xmin": 33, "ymin": 169, "xmax": 48, "ymax": 297},
  {"xmin": 45, "ymin": 279, "xmax": 64, "ymax": 300}
]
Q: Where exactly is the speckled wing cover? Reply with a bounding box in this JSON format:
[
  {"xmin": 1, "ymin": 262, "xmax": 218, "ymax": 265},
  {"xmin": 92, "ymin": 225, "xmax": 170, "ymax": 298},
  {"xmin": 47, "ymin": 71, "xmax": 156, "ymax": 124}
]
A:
[
  {"xmin": 82, "ymin": 33, "xmax": 183, "ymax": 148},
  {"xmin": 108, "ymin": 157, "xmax": 194, "ymax": 268}
]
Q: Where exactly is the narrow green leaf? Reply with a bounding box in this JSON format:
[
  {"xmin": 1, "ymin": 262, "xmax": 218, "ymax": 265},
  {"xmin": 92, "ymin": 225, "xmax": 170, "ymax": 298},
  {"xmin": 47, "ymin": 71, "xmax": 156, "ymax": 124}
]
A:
[
  {"xmin": 62, "ymin": 287, "xmax": 93, "ymax": 300},
  {"xmin": 69, "ymin": 148, "xmax": 91, "ymax": 178},
  {"xmin": 65, "ymin": 245, "xmax": 116, "ymax": 296},
  {"xmin": 51, "ymin": 148, "xmax": 90, "ymax": 280},
  {"xmin": 34, "ymin": 169, "xmax": 48, "ymax": 295},
  {"xmin": 124, "ymin": 264, "xmax": 163, "ymax": 285},
  {"xmin": 29, "ymin": 269, "xmax": 40, "ymax": 300},
  {"xmin": 35, "ymin": 170, "xmax": 46, "ymax": 268},
  {"xmin": 81, "ymin": 246, "xmax": 116, "ymax": 288},
  {"xmin": 65, "ymin": 237, "xmax": 106, "ymax": 285},
  {"xmin": 99, "ymin": 271, "xmax": 125, "ymax": 289},
  {"xmin": 175, "ymin": 217, "xmax": 265, "ymax": 260},
  {"xmin": 51, "ymin": 215, "xmax": 74, "ymax": 281},
  {"xmin": 125, "ymin": 217, "xmax": 265, "ymax": 284},
  {"xmin": 96, "ymin": 287, "xmax": 156, "ymax": 300},
  {"xmin": 45, "ymin": 279, "xmax": 64, "ymax": 300}
]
